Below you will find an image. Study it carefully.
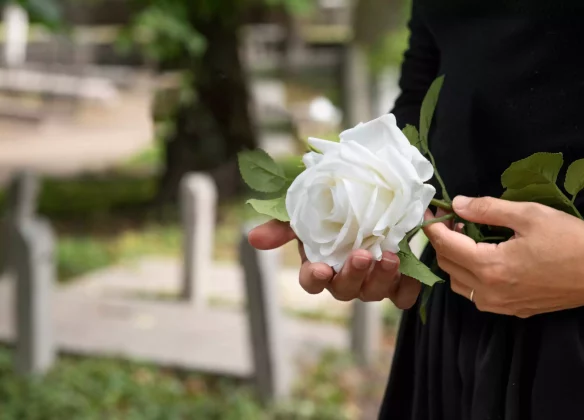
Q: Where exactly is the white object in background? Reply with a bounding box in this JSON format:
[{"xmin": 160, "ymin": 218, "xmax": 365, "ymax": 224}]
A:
[
  {"xmin": 308, "ymin": 96, "xmax": 341, "ymax": 124},
  {"xmin": 3, "ymin": 3, "xmax": 29, "ymax": 67},
  {"xmin": 180, "ymin": 173, "xmax": 218, "ymax": 308}
]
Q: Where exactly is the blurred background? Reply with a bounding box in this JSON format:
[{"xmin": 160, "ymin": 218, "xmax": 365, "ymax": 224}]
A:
[{"xmin": 0, "ymin": 0, "xmax": 414, "ymax": 418}]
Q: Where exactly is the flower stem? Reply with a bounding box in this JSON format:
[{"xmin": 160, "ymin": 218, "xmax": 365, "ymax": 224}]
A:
[
  {"xmin": 481, "ymin": 236, "xmax": 507, "ymax": 242},
  {"xmin": 405, "ymin": 213, "xmax": 456, "ymax": 243},
  {"xmin": 427, "ymin": 150, "xmax": 451, "ymax": 202},
  {"xmin": 421, "ymin": 213, "xmax": 455, "ymax": 228},
  {"xmin": 430, "ymin": 199, "xmax": 453, "ymax": 212}
]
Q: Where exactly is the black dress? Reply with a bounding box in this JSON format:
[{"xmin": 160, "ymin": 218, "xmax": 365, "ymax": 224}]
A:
[{"xmin": 380, "ymin": 1, "xmax": 584, "ymax": 419}]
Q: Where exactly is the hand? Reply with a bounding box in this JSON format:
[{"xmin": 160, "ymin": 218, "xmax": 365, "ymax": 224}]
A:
[
  {"xmin": 248, "ymin": 220, "xmax": 421, "ymax": 308},
  {"xmin": 424, "ymin": 196, "xmax": 584, "ymax": 318}
]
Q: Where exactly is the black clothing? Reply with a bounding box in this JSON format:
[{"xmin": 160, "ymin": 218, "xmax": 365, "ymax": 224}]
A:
[{"xmin": 380, "ymin": 2, "xmax": 584, "ymax": 419}]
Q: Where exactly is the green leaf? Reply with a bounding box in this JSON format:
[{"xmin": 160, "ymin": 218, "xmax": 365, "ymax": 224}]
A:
[
  {"xmin": 398, "ymin": 239, "xmax": 444, "ymax": 287},
  {"xmin": 402, "ymin": 125, "xmax": 421, "ymax": 150},
  {"xmin": 419, "ymin": 285, "xmax": 433, "ymax": 325},
  {"xmin": 501, "ymin": 183, "xmax": 574, "ymax": 214},
  {"xmin": 238, "ymin": 149, "xmax": 287, "ymax": 193},
  {"xmin": 565, "ymin": 159, "xmax": 584, "ymax": 198},
  {"xmin": 419, "ymin": 75, "xmax": 445, "ymax": 153},
  {"xmin": 247, "ymin": 197, "xmax": 290, "ymax": 222},
  {"xmin": 501, "ymin": 152, "xmax": 564, "ymax": 189}
]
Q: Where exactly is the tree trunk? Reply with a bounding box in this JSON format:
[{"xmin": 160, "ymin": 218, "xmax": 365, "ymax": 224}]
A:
[{"xmin": 157, "ymin": 15, "xmax": 257, "ymax": 204}]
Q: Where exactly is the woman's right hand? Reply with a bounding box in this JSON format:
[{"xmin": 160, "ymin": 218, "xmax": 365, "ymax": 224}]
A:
[{"xmin": 248, "ymin": 220, "xmax": 421, "ymax": 308}]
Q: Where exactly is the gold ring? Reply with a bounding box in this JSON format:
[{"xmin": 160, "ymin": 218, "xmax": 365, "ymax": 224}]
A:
[{"xmin": 470, "ymin": 289, "xmax": 475, "ymax": 303}]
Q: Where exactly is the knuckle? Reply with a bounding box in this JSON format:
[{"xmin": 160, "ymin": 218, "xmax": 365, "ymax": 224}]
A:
[
  {"xmin": 360, "ymin": 291, "xmax": 385, "ymax": 303},
  {"xmin": 432, "ymin": 233, "xmax": 445, "ymax": 253},
  {"xmin": 329, "ymin": 287, "xmax": 356, "ymax": 302},
  {"xmin": 472, "ymin": 197, "xmax": 493, "ymax": 217},
  {"xmin": 478, "ymin": 263, "xmax": 506, "ymax": 285},
  {"xmin": 524, "ymin": 202, "xmax": 548, "ymax": 220},
  {"xmin": 484, "ymin": 293, "xmax": 505, "ymax": 308}
]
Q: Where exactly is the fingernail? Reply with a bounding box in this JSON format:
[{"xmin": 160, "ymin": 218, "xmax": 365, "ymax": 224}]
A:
[
  {"xmin": 313, "ymin": 269, "xmax": 329, "ymax": 281},
  {"xmin": 453, "ymin": 196, "xmax": 471, "ymax": 210},
  {"xmin": 352, "ymin": 256, "xmax": 370, "ymax": 270},
  {"xmin": 382, "ymin": 257, "xmax": 397, "ymax": 271}
]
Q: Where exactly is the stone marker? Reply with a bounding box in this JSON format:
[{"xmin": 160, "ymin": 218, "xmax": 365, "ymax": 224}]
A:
[
  {"xmin": 240, "ymin": 226, "xmax": 290, "ymax": 403},
  {"xmin": 1, "ymin": 172, "xmax": 56, "ymax": 375},
  {"xmin": 2, "ymin": 3, "xmax": 29, "ymax": 67},
  {"xmin": 351, "ymin": 300, "xmax": 382, "ymax": 367},
  {"xmin": 180, "ymin": 173, "xmax": 217, "ymax": 307}
]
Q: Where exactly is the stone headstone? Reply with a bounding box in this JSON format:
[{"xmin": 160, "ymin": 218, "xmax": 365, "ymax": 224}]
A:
[
  {"xmin": 240, "ymin": 227, "xmax": 290, "ymax": 403},
  {"xmin": 351, "ymin": 300, "xmax": 382, "ymax": 367},
  {"xmin": 180, "ymin": 173, "xmax": 218, "ymax": 307},
  {"xmin": 2, "ymin": 171, "xmax": 56, "ymax": 375},
  {"xmin": 13, "ymin": 218, "xmax": 56, "ymax": 375},
  {"xmin": 2, "ymin": 3, "xmax": 29, "ymax": 67}
]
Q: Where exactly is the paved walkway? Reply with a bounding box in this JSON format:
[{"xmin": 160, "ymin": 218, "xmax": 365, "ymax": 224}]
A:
[
  {"xmin": 0, "ymin": 272, "xmax": 348, "ymax": 378},
  {"xmin": 0, "ymin": 88, "xmax": 154, "ymax": 184}
]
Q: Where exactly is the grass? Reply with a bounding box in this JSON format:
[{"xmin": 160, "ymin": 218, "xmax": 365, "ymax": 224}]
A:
[{"xmin": 0, "ymin": 346, "xmax": 389, "ymax": 420}]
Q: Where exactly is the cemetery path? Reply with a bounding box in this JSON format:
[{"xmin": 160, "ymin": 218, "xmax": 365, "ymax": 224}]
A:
[
  {"xmin": 0, "ymin": 259, "xmax": 353, "ymax": 379},
  {"xmin": 0, "ymin": 89, "xmax": 153, "ymax": 184}
]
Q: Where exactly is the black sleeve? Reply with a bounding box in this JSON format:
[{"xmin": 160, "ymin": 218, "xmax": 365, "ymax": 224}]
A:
[{"xmin": 391, "ymin": 2, "xmax": 440, "ymax": 129}]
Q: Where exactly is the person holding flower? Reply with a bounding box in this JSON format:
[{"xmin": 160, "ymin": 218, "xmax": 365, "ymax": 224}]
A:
[{"xmin": 248, "ymin": 0, "xmax": 584, "ymax": 418}]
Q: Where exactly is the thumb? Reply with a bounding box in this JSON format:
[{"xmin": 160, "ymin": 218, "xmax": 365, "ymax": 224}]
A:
[{"xmin": 452, "ymin": 196, "xmax": 531, "ymax": 231}]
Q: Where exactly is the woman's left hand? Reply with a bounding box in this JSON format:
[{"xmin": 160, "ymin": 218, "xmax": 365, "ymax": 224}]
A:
[{"xmin": 424, "ymin": 196, "xmax": 584, "ymax": 318}]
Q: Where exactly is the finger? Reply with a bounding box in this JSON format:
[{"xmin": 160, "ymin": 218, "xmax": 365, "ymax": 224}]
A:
[
  {"xmin": 452, "ymin": 196, "xmax": 533, "ymax": 233},
  {"xmin": 435, "ymin": 208, "xmax": 454, "ymax": 229},
  {"xmin": 360, "ymin": 252, "xmax": 400, "ymax": 302},
  {"xmin": 391, "ymin": 275, "xmax": 422, "ymax": 310},
  {"xmin": 297, "ymin": 241, "xmax": 308, "ymax": 264},
  {"xmin": 437, "ymin": 256, "xmax": 480, "ymax": 295},
  {"xmin": 299, "ymin": 260, "xmax": 334, "ymax": 294},
  {"xmin": 327, "ymin": 250, "xmax": 372, "ymax": 301},
  {"xmin": 424, "ymin": 221, "xmax": 480, "ymax": 266},
  {"xmin": 248, "ymin": 220, "xmax": 297, "ymax": 250}
]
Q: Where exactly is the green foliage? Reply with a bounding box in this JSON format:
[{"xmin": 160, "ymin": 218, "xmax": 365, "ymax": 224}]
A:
[
  {"xmin": 501, "ymin": 152, "xmax": 563, "ymax": 189},
  {"xmin": 0, "ymin": 0, "xmax": 62, "ymax": 29},
  {"xmin": 501, "ymin": 184, "xmax": 574, "ymax": 214},
  {"xmin": 368, "ymin": 28, "xmax": 410, "ymax": 73},
  {"xmin": 418, "ymin": 75, "xmax": 450, "ymax": 202},
  {"xmin": 0, "ymin": 346, "xmax": 368, "ymax": 420},
  {"xmin": 0, "ymin": 348, "xmax": 265, "ymax": 420},
  {"xmin": 418, "ymin": 285, "xmax": 433, "ymax": 324},
  {"xmin": 500, "ymin": 153, "xmax": 583, "ymax": 219},
  {"xmin": 397, "ymin": 238, "xmax": 443, "ymax": 287},
  {"xmin": 57, "ymin": 225, "xmax": 181, "ymax": 282},
  {"xmin": 419, "ymin": 75, "xmax": 444, "ymax": 154},
  {"xmin": 565, "ymin": 158, "xmax": 584, "ymax": 199},
  {"xmin": 247, "ymin": 197, "xmax": 289, "ymax": 222},
  {"xmin": 402, "ymin": 124, "xmax": 420, "ymax": 150},
  {"xmin": 120, "ymin": 2, "xmax": 206, "ymax": 62},
  {"xmin": 123, "ymin": 0, "xmax": 313, "ymax": 65},
  {"xmin": 238, "ymin": 149, "xmax": 288, "ymax": 194}
]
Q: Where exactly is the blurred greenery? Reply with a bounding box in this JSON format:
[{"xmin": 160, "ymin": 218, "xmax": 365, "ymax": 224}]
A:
[
  {"xmin": 0, "ymin": 346, "xmax": 388, "ymax": 420},
  {"xmin": 0, "ymin": 150, "xmax": 308, "ymax": 282},
  {"xmin": 0, "ymin": 0, "xmax": 62, "ymax": 29}
]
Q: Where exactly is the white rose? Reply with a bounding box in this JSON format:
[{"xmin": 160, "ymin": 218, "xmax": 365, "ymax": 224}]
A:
[{"xmin": 286, "ymin": 114, "xmax": 436, "ymax": 272}]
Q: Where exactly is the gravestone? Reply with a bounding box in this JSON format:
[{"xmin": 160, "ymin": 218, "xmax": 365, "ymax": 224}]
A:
[
  {"xmin": 2, "ymin": 3, "xmax": 29, "ymax": 67},
  {"xmin": 180, "ymin": 173, "xmax": 218, "ymax": 307},
  {"xmin": 351, "ymin": 301, "xmax": 382, "ymax": 366},
  {"xmin": 1, "ymin": 172, "xmax": 56, "ymax": 375},
  {"xmin": 240, "ymin": 226, "xmax": 290, "ymax": 404}
]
